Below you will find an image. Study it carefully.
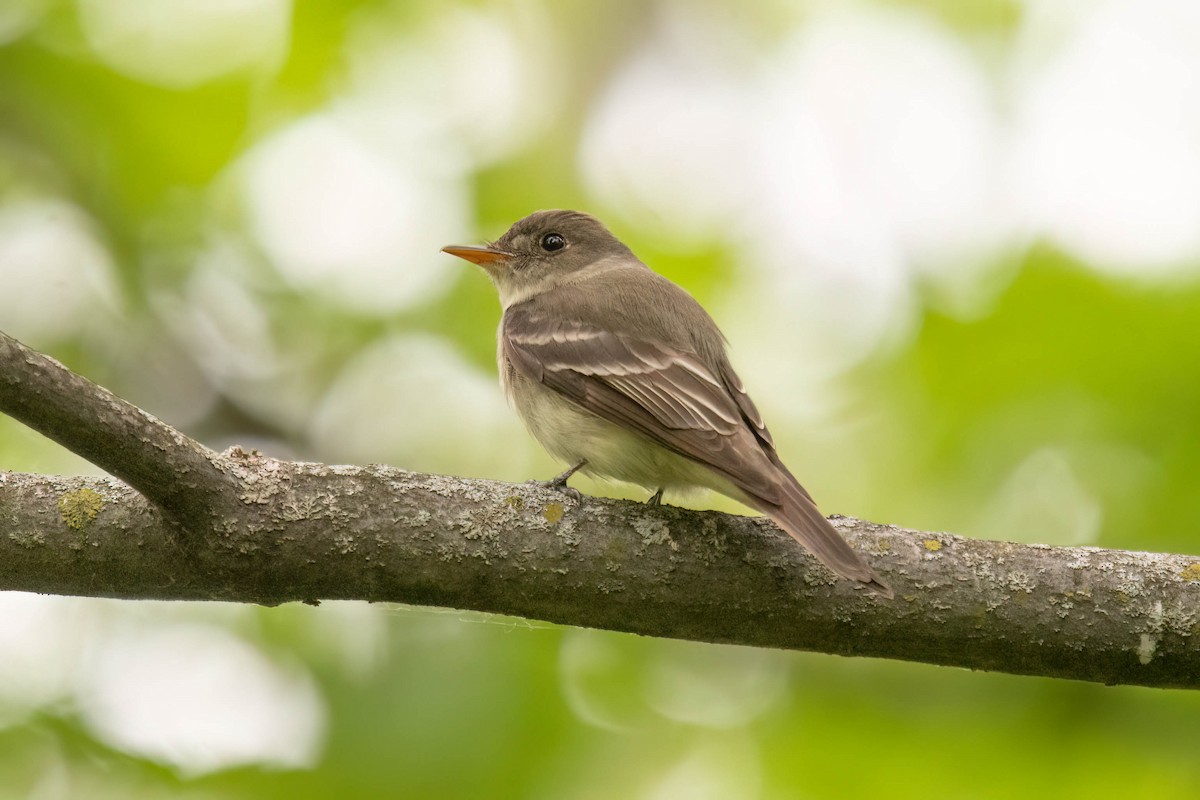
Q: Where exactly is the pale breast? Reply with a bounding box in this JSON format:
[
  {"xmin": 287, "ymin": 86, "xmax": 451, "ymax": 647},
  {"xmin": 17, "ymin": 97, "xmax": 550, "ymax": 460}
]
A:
[{"xmin": 502, "ymin": 359, "xmax": 738, "ymax": 497}]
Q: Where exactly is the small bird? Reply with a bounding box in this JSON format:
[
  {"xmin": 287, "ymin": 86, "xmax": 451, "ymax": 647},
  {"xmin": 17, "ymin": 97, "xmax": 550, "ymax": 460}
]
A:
[{"xmin": 443, "ymin": 210, "xmax": 891, "ymax": 597}]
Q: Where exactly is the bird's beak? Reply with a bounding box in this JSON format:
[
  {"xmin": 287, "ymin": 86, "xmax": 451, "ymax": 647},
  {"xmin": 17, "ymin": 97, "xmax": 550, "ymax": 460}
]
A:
[{"xmin": 441, "ymin": 244, "xmax": 515, "ymax": 269}]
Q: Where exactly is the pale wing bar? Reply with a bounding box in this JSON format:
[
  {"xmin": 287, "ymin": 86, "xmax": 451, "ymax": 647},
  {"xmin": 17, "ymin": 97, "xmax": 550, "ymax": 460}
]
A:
[
  {"xmin": 506, "ymin": 314, "xmax": 741, "ymax": 434},
  {"xmin": 503, "ymin": 308, "xmax": 782, "ymax": 501}
]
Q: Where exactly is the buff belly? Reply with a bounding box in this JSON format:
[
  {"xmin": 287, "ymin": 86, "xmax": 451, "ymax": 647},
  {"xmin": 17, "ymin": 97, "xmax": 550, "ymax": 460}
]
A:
[{"xmin": 505, "ymin": 368, "xmax": 739, "ymax": 499}]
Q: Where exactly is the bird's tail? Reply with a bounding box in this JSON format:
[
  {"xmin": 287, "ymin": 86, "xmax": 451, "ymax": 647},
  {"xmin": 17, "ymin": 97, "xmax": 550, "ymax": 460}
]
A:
[{"xmin": 749, "ymin": 472, "xmax": 893, "ymax": 598}]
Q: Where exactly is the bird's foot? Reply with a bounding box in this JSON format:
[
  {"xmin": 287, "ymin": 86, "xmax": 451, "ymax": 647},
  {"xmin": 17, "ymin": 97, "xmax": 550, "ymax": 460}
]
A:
[
  {"xmin": 526, "ymin": 460, "xmax": 587, "ymax": 502},
  {"xmin": 646, "ymin": 488, "xmax": 665, "ymax": 507}
]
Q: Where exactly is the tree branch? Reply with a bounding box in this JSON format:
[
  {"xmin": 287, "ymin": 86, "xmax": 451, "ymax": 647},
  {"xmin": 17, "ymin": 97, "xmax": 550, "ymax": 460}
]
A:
[
  {"xmin": 0, "ymin": 331, "xmax": 237, "ymax": 523},
  {"xmin": 1, "ymin": 330, "xmax": 1198, "ymax": 690}
]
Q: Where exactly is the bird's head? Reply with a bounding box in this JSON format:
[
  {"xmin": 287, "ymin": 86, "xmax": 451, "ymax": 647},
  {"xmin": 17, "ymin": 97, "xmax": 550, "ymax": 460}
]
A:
[{"xmin": 442, "ymin": 209, "xmax": 634, "ymax": 307}]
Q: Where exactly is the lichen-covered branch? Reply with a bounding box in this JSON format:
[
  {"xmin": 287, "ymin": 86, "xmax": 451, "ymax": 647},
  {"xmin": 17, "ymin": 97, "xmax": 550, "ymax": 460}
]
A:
[
  {"xmin": 1, "ymin": 463, "xmax": 1198, "ymax": 689},
  {"xmin": 1, "ymin": 329, "xmax": 1198, "ymax": 690},
  {"xmin": 0, "ymin": 331, "xmax": 237, "ymax": 523}
]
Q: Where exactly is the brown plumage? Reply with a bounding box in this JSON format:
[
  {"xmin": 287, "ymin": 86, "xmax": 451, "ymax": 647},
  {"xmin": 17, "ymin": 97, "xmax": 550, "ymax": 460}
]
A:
[{"xmin": 444, "ymin": 210, "xmax": 892, "ymax": 597}]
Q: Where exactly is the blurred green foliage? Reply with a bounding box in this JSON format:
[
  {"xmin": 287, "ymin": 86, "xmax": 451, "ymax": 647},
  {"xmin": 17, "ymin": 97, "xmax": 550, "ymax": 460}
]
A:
[
  {"xmin": 1, "ymin": 2, "xmax": 1199, "ymax": 799},
  {"xmin": 841, "ymin": 249, "xmax": 1200, "ymax": 560}
]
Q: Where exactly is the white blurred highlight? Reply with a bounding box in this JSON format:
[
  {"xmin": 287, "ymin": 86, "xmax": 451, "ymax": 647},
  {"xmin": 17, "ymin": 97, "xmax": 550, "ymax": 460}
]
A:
[
  {"xmin": 239, "ymin": 3, "xmax": 556, "ymax": 317},
  {"xmin": 105, "ymin": 328, "xmax": 221, "ymax": 431},
  {"xmin": 242, "ymin": 114, "xmax": 466, "ymax": 314},
  {"xmin": 159, "ymin": 245, "xmax": 325, "ymax": 436},
  {"xmin": 558, "ymin": 631, "xmax": 788, "ymax": 735},
  {"xmin": 643, "ymin": 641, "xmax": 789, "ymax": 729},
  {"xmin": 754, "ymin": 11, "xmax": 1005, "ymax": 286},
  {"xmin": 77, "ymin": 0, "xmax": 290, "ymax": 88},
  {"xmin": 979, "ymin": 448, "xmax": 1102, "ymax": 546},
  {"xmin": 343, "ymin": 4, "xmax": 558, "ymax": 165},
  {"xmin": 580, "ymin": 0, "xmax": 1200, "ymax": 300},
  {"xmin": 0, "ymin": 199, "xmax": 118, "ymax": 345},
  {"xmin": 581, "ymin": 6, "xmax": 1008, "ymax": 385},
  {"xmin": 727, "ymin": 8, "xmax": 1009, "ymax": 418},
  {"xmin": 303, "ymin": 601, "xmax": 389, "ymax": 680},
  {"xmin": 746, "ymin": 9, "xmax": 1006, "ymax": 381},
  {"xmin": 310, "ymin": 335, "xmax": 529, "ymax": 477},
  {"xmin": 1014, "ymin": 0, "xmax": 1200, "ymax": 274},
  {"xmin": 643, "ymin": 736, "xmax": 762, "ymax": 800},
  {"xmin": 78, "ymin": 624, "xmax": 324, "ymax": 775},
  {"xmin": 176, "ymin": 267, "xmax": 277, "ymax": 384},
  {"xmin": 0, "ymin": 594, "xmax": 96, "ymax": 726},
  {"xmin": 558, "ymin": 630, "xmax": 659, "ymax": 733},
  {"xmin": 580, "ymin": 47, "xmax": 756, "ymax": 245}
]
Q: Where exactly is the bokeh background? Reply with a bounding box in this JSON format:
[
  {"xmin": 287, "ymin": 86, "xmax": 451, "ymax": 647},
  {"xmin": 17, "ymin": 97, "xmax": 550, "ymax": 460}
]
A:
[{"xmin": 2, "ymin": 0, "xmax": 1199, "ymax": 797}]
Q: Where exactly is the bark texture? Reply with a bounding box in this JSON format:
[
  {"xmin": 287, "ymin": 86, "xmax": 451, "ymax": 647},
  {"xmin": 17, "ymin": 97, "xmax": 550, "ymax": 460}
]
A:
[{"xmin": 1, "ymin": 330, "xmax": 1198, "ymax": 689}]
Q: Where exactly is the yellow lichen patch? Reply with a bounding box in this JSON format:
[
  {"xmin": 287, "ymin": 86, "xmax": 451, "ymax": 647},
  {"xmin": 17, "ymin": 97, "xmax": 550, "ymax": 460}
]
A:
[
  {"xmin": 59, "ymin": 488, "xmax": 103, "ymax": 530},
  {"xmin": 923, "ymin": 539, "xmax": 943, "ymax": 552},
  {"xmin": 543, "ymin": 502, "xmax": 564, "ymax": 524},
  {"xmin": 1181, "ymin": 563, "xmax": 1200, "ymax": 582},
  {"xmin": 504, "ymin": 495, "xmax": 525, "ymax": 511}
]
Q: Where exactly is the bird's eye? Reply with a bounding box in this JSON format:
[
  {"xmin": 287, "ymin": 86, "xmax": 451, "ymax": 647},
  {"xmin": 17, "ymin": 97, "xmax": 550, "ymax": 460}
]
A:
[{"xmin": 540, "ymin": 232, "xmax": 566, "ymax": 252}]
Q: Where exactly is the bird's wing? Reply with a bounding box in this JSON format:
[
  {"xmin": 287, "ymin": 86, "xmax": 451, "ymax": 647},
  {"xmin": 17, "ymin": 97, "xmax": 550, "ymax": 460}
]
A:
[
  {"xmin": 503, "ymin": 305, "xmax": 782, "ymax": 503},
  {"xmin": 717, "ymin": 360, "xmax": 775, "ymax": 452},
  {"xmin": 504, "ymin": 301, "xmax": 889, "ymax": 595}
]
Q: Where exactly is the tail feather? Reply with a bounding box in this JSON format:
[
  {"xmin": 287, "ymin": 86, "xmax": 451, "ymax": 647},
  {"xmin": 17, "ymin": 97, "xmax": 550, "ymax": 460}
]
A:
[{"xmin": 750, "ymin": 474, "xmax": 893, "ymax": 599}]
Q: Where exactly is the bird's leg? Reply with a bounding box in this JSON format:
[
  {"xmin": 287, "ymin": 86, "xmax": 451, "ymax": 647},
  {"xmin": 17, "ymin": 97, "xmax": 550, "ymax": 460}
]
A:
[
  {"xmin": 646, "ymin": 488, "xmax": 664, "ymax": 507},
  {"xmin": 549, "ymin": 459, "xmax": 587, "ymax": 487},
  {"xmin": 527, "ymin": 459, "xmax": 587, "ymax": 501}
]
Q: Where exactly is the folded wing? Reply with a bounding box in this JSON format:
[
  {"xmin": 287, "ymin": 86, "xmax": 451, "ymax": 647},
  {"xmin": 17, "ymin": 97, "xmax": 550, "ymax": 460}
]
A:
[
  {"xmin": 503, "ymin": 302, "xmax": 890, "ymax": 595},
  {"xmin": 503, "ymin": 306, "xmax": 783, "ymax": 503}
]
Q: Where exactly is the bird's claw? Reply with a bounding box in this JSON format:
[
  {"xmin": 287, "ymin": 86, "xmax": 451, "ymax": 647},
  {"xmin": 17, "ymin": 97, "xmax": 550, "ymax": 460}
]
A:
[
  {"xmin": 526, "ymin": 460, "xmax": 587, "ymax": 502},
  {"xmin": 525, "ymin": 477, "xmax": 582, "ymax": 503}
]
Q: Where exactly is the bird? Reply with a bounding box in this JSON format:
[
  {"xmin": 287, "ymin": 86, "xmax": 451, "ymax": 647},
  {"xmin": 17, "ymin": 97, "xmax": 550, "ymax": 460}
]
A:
[{"xmin": 442, "ymin": 210, "xmax": 891, "ymax": 597}]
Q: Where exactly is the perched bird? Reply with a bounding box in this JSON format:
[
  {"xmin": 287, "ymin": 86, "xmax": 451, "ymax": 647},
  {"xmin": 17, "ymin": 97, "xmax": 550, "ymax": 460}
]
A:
[{"xmin": 443, "ymin": 210, "xmax": 891, "ymax": 597}]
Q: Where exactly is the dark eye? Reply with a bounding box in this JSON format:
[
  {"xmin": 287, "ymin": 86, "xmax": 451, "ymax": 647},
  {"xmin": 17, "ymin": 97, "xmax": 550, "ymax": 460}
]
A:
[{"xmin": 540, "ymin": 232, "xmax": 566, "ymax": 252}]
